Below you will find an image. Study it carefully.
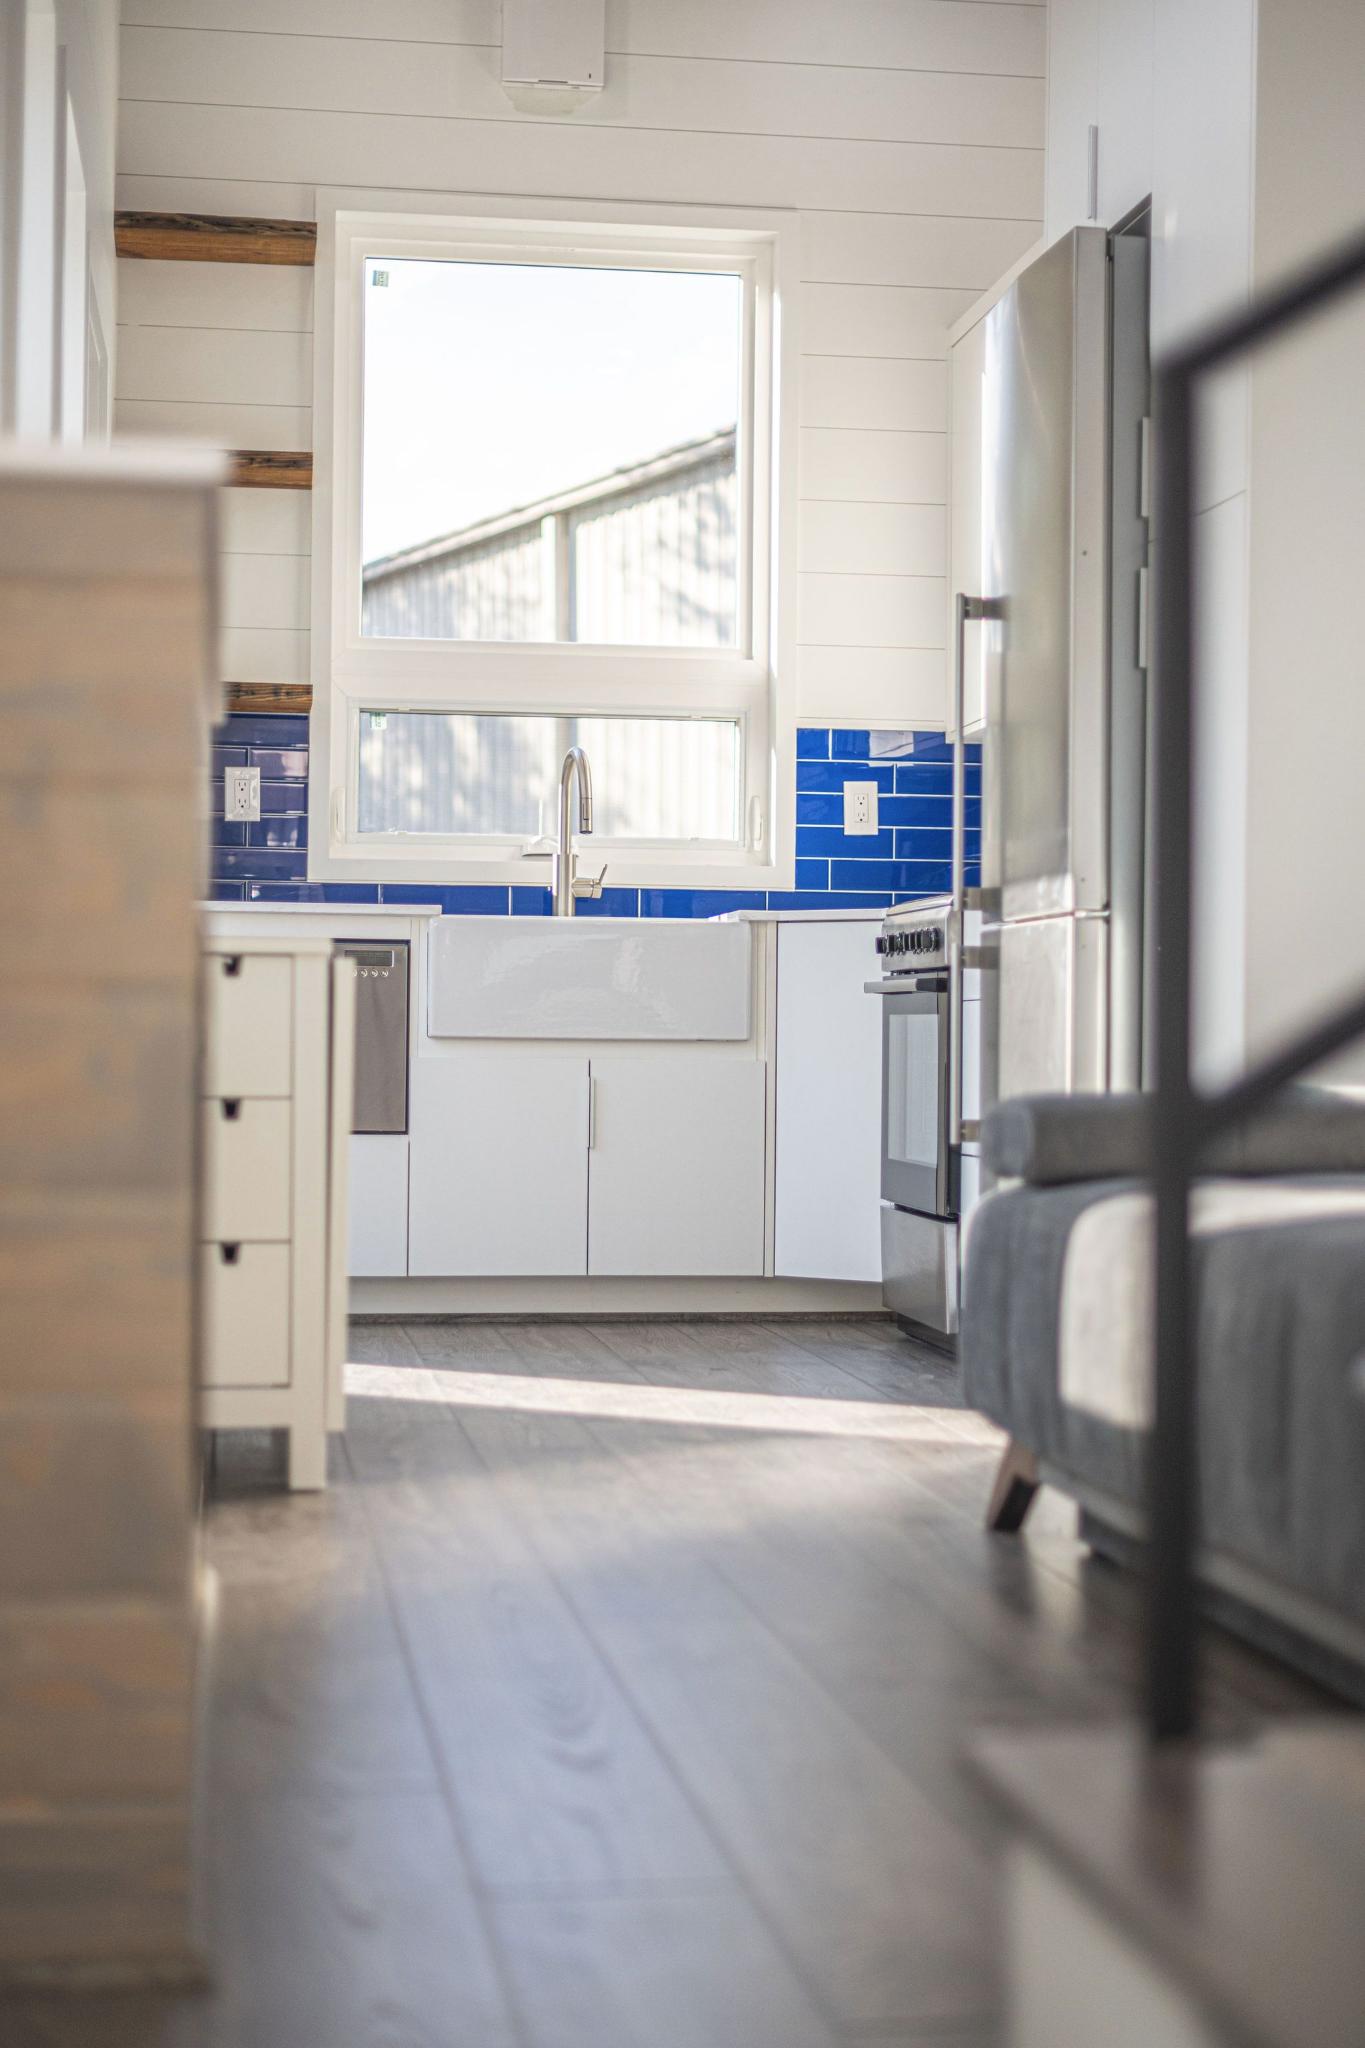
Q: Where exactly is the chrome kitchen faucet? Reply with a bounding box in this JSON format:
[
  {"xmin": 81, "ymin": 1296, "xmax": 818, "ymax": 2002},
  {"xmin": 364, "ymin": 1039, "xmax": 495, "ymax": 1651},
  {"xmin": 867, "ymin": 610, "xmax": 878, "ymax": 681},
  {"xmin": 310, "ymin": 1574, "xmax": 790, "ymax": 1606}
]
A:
[{"xmin": 553, "ymin": 747, "xmax": 607, "ymax": 916}]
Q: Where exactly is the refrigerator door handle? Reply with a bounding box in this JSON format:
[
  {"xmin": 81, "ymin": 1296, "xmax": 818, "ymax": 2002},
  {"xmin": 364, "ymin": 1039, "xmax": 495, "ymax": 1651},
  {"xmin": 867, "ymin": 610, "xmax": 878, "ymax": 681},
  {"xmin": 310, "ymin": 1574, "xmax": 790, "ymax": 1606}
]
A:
[{"xmin": 951, "ymin": 593, "xmax": 1003, "ymax": 1147}]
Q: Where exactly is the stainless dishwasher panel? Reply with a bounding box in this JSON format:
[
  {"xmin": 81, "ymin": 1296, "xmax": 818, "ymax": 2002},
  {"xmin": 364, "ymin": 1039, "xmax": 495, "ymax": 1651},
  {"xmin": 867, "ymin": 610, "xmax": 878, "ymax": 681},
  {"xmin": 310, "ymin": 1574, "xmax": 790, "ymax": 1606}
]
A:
[{"xmin": 335, "ymin": 941, "xmax": 409, "ymax": 1134}]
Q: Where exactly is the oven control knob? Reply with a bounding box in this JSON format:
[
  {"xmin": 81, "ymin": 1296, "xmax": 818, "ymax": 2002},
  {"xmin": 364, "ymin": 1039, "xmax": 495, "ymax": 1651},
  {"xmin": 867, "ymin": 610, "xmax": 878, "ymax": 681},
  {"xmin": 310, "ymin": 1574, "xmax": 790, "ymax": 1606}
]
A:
[{"xmin": 874, "ymin": 935, "xmax": 888, "ymax": 955}]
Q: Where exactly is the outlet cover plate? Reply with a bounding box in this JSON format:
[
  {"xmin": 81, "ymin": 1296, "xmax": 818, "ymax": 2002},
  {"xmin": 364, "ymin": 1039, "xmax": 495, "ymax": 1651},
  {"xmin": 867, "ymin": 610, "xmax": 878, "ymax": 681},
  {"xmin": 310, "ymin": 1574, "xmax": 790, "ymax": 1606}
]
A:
[
  {"xmin": 225, "ymin": 765, "xmax": 261, "ymax": 823},
  {"xmin": 842, "ymin": 780, "xmax": 880, "ymax": 836}
]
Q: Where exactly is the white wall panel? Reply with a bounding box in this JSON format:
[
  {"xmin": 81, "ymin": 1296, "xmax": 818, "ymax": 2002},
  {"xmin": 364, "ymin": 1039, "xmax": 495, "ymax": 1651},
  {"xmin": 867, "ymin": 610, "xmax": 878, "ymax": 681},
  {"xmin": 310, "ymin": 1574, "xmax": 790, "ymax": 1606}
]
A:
[
  {"xmin": 800, "ymin": 429, "xmax": 946, "ymax": 506},
  {"xmin": 113, "ymin": 398, "xmax": 310, "ymax": 447},
  {"xmin": 799, "ymin": 573, "xmax": 945, "ymax": 650},
  {"xmin": 116, "ymin": 174, "xmax": 319, "ymax": 219},
  {"xmin": 801, "ymin": 357, "xmax": 947, "ymax": 434},
  {"xmin": 126, "ymin": 0, "xmax": 1041, "ymax": 61},
  {"xmin": 118, "ymin": 257, "xmax": 312, "ymax": 331},
  {"xmin": 220, "ymin": 627, "xmax": 311, "ymax": 684},
  {"xmin": 122, "ymin": 26, "xmax": 1045, "ymax": 151},
  {"xmin": 798, "ymin": 502, "xmax": 945, "ymax": 578},
  {"xmin": 606, "ymin": 0, "xmax": 1046, "ymax": 73},
  {"xmin": 117, "ymin": 102, "xmax": 1041, "ymax": 222},
  {"xmin": 221, "ymin": 487, "xmax": 311, "ymax": 556},
  {"xmin": 115, "ymin": 323, "xmax": 311, "ymax": 405},
  {"xmin": 803, "ymin": 213, "xmax": 1041, "ymax": 290},
  {"xmin": 122, "ymin": 0, "xmax": 497, "ymax": 40},
  {"xmin": 800, "ymin": 284, "xmax": 978, "ymax": 360},
  {"xmin": 222, "ymin": 552, "xmax": 310, "ymax": 631},
  {"xmin": 797, "ymin": 647, "xmax": 945, "ymax": 725}
]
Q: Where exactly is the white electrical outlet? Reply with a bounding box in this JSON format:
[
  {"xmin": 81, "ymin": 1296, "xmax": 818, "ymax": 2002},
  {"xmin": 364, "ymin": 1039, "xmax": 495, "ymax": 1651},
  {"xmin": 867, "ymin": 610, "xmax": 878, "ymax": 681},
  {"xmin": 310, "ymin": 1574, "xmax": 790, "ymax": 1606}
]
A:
[
  {"xmin": 843, "ymin": 780, "xmax": 879, "ymax": 836},
  {"xmin": 225, "ymin": 765, "xmax": 261, "ymax": 823}
]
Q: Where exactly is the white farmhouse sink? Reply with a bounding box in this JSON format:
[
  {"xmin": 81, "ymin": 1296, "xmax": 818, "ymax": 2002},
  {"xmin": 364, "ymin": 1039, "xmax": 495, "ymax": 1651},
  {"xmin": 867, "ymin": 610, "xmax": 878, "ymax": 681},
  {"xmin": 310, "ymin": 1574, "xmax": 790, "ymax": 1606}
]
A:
[{"xmin": 427, "ymin": 915, "xmax": 752, "ymax": 1041}]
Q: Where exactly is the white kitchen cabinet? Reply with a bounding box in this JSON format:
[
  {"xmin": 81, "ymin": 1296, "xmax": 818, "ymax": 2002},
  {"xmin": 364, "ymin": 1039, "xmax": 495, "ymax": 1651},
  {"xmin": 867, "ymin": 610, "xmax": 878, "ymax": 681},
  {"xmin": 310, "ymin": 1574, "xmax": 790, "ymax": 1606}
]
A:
[
  {"xmin": 1045, "ymin": 0, "xmax": 1100, "ymax": 241},
  {"xmin": 349, "ymin": 1134, "xmax": 409, "ymax": 1277},
  {"xmin": 200, "ymin": 1242, "xmax": 291, "ymax": 1389},
  {"xmin": 774, "ymin": 922, "xmax": 882, "ymax": 1283},
  {"xmin": 1096, "ymin": 0, "xmax": 1154, "ymax": 229},
  {"xmin": 1045, "ymin": 0, "xmax": 1154, "ymax": 242},
  {"xmin": 200, "ymin": 1096, "xmax": 292, "ymax": 1242},
  {"xmin": 408, "ymin": 1054, "xmax": 589, "ymax": 1276},
  {"xmin": 200, "ymin": 931, "xmax": 354, "ymax": 1489},
  {"xmin": 201, "ymin": 951, "xmax": 293, "ymax": 1098},
  {"xmin": 588, "ymin": 1055, "xmax": 766, "ymax": 1277}
]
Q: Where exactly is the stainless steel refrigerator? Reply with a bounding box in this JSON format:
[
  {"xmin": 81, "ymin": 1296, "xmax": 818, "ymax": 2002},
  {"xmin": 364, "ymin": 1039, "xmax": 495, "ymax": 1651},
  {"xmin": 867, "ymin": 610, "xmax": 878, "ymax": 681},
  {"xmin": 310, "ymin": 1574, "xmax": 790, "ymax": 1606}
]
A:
[{"xmin": 971, "ymin": 222, "xmax": 1150, "ymax": 1119}]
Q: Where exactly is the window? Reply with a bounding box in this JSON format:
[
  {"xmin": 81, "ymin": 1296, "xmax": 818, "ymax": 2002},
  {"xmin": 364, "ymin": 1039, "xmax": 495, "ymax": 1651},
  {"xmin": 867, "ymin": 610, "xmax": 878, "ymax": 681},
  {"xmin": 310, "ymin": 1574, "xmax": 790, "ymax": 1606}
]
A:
[
  {"xmin": 312, "ymin": 197, "xmax": 797, "ymax": 888},
  {"xmin": 361, "ymin": 260, "xmax": 742, "ymax": 650}
]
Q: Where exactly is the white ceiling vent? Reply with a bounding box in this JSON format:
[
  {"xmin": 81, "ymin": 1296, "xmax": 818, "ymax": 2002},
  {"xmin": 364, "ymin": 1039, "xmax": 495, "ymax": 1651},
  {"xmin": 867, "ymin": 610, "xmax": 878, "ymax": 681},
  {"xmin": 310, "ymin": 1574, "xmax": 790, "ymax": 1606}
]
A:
[{"xmin": 501, "ymin": 0, "xmax": 605, "ymax": 114}]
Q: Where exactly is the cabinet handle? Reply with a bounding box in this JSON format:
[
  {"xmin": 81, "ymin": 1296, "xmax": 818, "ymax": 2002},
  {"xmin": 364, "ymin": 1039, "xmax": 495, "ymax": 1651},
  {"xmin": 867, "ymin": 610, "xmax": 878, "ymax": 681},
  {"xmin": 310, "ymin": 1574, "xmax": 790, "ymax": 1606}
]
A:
[
  {"xmin": 220, "ymin": 1243, "xmax": 240, "ymax": 1265},
  {"xmin": 221, "ymin": 1098, "xmax": 241, "ymax": 1121},
  {"xmin": 587, "ymin": 1075, "xmax": 597, "ymax": 1150}
]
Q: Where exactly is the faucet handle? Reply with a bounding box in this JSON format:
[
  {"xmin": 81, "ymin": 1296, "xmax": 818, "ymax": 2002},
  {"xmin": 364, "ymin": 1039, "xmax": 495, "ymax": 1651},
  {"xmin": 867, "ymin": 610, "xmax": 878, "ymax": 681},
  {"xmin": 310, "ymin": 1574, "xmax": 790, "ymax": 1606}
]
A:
[{"xmin": 571, "ymin": 863, "xmax": 609, "ymax": 902}]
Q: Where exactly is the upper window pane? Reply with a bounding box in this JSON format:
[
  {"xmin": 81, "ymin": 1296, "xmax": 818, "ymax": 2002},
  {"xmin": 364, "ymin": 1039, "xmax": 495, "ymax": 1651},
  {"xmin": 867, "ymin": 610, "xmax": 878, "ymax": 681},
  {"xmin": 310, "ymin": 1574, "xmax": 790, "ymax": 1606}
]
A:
[{"xmin": 361, "ymin": 258, "xmax": 743, "ymax": 648}]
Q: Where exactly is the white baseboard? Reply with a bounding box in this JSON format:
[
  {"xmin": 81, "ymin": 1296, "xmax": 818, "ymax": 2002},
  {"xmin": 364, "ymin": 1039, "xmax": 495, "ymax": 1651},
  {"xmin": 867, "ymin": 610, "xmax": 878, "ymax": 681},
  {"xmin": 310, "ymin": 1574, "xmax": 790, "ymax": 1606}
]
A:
[{"xmin": 350, "ymin": 1275, "xmax": 886, "ymax": 1318}]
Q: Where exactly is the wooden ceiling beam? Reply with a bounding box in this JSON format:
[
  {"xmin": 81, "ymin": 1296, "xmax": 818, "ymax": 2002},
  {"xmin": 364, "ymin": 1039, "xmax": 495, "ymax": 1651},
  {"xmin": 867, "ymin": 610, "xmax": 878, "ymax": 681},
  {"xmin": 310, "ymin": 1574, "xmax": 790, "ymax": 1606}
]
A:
[
  {"xmin": 228, "ymin": 450, "xmax": 313, "ymax": 490},
  {"xmin": 116, "ymin": 212, "xmax": 317, "ymax": 265},
  {"xmin": 224, "ymin": 682, "xmax": 313, "ymax": 716}
]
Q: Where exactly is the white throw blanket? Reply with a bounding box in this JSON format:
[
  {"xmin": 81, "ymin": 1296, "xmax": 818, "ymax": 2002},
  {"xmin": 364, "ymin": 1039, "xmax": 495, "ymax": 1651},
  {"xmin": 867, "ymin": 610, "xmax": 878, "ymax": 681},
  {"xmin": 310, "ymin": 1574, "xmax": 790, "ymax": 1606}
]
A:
[{"xmin": 1059, "ymin": 1180, "xmax": 1365, "ymax": 1429}]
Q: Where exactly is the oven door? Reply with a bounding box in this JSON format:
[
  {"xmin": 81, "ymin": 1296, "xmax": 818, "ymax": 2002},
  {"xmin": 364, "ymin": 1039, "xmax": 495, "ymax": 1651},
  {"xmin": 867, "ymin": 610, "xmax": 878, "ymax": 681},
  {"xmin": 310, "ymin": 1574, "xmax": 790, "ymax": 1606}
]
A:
[{"xmin": 877, "ymin": 980, "xmax": 954, "ymax": 1218}]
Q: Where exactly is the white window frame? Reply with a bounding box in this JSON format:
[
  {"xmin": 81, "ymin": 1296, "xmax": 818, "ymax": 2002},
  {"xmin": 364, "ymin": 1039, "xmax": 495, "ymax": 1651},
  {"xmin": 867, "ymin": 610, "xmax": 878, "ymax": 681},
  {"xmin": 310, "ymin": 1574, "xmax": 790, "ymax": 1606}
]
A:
[{"xmin": 308, "ymin": 189, "xmax": 799, "ymax": 890}]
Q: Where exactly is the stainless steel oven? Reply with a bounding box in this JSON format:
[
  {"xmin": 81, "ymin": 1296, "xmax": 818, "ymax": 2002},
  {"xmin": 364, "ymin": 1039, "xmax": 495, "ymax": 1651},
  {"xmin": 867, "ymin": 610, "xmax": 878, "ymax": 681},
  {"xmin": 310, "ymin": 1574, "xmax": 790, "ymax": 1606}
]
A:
[
  {"xmin": 879, "ymin": 974, "xmax": 953, "ymax": 1218},
  {"xmin": 867, "ymin": 898, "xmax": 962, "ymax": 1345}
]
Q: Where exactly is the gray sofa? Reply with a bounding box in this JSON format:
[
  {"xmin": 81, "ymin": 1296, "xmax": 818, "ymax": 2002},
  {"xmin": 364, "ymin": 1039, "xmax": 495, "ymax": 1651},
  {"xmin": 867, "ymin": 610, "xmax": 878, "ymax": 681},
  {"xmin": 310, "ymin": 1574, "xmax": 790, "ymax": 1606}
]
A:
[{"xmin": 961, "ymin": 1092, "xmax": 1365, "ymax": 1696}]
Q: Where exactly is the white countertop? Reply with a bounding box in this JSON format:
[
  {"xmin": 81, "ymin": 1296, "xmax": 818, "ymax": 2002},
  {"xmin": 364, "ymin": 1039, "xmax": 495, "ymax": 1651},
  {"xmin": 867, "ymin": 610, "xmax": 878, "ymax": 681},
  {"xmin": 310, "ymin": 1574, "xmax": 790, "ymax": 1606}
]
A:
[
  {"xmin": 202, "ymin": 901, "xmax": 887, "ymax": 927},
  {"xmin": 200, "ymin": 900, "xmax": 441, "ymax": 918},
  {"xmin": 712, "ymin": 906, "xmax": 888, "ymax": 924}
]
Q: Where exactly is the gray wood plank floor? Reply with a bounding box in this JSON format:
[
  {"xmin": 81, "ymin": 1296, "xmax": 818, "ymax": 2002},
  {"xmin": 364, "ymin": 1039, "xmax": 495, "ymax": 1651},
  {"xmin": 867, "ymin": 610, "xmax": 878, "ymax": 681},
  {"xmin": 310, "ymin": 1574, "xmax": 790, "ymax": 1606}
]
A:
[{"xmin": 6, "ymin": 1316, "xmax": 1331, "ymax": 2048}]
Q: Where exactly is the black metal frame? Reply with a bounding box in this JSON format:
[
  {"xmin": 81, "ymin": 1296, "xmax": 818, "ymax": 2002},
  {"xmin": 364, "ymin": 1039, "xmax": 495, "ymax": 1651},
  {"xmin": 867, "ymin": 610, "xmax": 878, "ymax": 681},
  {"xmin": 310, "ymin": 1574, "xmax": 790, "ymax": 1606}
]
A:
[{"xmin": 1149, "ymin": 224, "xmax": 1365, "ymax": 1743}]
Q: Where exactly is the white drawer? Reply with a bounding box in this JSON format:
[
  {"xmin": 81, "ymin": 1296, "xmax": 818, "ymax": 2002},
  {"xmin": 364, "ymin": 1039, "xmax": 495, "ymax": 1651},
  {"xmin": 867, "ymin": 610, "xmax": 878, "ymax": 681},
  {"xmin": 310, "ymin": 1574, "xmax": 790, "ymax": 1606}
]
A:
[
  {"xmin": 201, "ymin": 1242, "xmax": 290, "ymax": 1388},
  {"xmin": 204, "ymin": 952, "xmax": 292, "ymax": 1099},
  {"xmin": 201, "ymin": 1097, "xmax": 292, "ymax": 1241}
]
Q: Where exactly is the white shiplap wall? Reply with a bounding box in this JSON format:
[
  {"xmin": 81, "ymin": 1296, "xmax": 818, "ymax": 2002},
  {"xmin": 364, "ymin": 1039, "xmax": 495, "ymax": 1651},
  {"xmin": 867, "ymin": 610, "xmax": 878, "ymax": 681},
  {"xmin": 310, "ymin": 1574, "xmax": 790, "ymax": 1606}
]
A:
[{"xmin": 113, "ymin": 0, "xmax": 1043, "ymax": 723}]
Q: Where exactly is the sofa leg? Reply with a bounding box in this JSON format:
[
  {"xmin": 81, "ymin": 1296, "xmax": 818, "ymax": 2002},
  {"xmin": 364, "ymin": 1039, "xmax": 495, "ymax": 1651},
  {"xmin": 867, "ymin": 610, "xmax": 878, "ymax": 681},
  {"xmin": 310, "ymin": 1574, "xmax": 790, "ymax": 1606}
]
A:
[{"xmin": 986, "ymin": 1439, "xmax": 1040, "ymax": 1533}]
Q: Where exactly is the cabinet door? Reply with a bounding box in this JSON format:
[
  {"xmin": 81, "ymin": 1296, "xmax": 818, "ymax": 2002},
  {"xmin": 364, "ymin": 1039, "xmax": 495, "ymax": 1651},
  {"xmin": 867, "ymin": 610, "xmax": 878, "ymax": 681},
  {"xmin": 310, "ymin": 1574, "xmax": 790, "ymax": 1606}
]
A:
[
  {"xmin": 773, "ymin": 923, "xmax": 883, "ymax": 1282},
  {"xmin": 1096, "ymin": 0, "xmax": 1154, "ymax": 228},
  {"xmin": 948, "ymin": 314, "xmax": 987, "ymax": 735},
  {"xmin": 201, "ymin": 1242, "xmax": 291, "ymax": 1388},
  {"xmin": 349, "ymin": 1134, "xmax": 409, "ymax": 1277},
  {"xmin": 588, "ymin": 1056, "xmax": 765, "ymax": 1277},
  {"xmin": 409, "ymin": 1055, "xmax": 589, "ymax": 1276},
  {"xmin": 1045, "ymin": 0, "xmax": 1100, "ymax": 242}
]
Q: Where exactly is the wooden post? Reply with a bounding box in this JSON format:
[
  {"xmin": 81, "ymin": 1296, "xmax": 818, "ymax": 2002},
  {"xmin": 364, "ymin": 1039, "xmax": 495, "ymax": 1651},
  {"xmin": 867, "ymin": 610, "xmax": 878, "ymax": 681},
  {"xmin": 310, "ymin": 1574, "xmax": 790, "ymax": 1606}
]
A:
[{"xmin": 0, "ymin": 446, "xmax": 221, "ymax": 1985}]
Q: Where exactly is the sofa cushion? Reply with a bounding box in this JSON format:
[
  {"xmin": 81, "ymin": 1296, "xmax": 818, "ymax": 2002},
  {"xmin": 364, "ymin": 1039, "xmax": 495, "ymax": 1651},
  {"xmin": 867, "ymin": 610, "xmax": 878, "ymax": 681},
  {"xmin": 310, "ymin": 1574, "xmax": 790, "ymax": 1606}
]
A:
[
  {"xmin": 962, "ymin": 1177, "xmax": 1365, "ymax": 1625},
  {"xmin": 983, "ymin": 1087, "xmax": 1365, "ymax": 1186}
]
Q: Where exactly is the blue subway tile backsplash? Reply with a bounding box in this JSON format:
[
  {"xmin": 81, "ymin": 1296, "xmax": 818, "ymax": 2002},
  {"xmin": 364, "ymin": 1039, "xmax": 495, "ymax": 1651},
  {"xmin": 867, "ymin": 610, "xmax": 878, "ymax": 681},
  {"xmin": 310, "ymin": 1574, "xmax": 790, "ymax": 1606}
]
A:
[{"xmin": 209, "ymin": 715, "xmax": 981, "ymax": 913}]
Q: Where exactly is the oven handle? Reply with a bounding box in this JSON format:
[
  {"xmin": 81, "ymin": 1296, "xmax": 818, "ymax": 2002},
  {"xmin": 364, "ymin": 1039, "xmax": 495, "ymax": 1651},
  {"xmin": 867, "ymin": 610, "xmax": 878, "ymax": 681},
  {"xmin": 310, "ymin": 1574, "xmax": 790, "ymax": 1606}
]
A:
[
  {"xmin": 951, "ymin": 592, "xmax": 1002, "ymax": 1146},
  {"xmin": 864, "ymin": 979, "xmax": 948, "ymax": 996}
]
